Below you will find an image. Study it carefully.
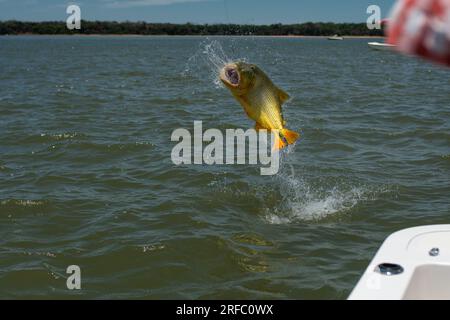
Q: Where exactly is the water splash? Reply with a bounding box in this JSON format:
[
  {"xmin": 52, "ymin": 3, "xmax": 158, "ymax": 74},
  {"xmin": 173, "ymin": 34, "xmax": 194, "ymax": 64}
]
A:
[
  {"xmin": 183, "ymin": 38, "xmax": 237, "ymax": 88},
  {"xmin": 264, "ymin": 164, "xmax": 387, "ymax": 223},
  {"xmin": 204, "ymin": 40, "xmax": 230, "ymax": 71}
]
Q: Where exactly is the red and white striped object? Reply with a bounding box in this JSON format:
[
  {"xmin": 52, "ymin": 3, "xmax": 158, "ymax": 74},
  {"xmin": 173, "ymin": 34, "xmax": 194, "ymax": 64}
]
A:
[{"xmin": 387, "ymin": 0, "xmax": 450, "ymax": 66}]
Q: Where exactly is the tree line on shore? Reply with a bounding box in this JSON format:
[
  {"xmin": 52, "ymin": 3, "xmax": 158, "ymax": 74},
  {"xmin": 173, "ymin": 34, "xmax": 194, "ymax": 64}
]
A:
[{"xmin": 0, "ymin": 21, "xmax": 384, "ymax": 36}]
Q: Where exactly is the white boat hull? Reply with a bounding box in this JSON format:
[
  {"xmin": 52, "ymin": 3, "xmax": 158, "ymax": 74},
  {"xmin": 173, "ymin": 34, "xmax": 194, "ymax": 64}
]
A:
[{"xmin": 349, "ymin": 225, "xmax": 450, "ymax": 300}]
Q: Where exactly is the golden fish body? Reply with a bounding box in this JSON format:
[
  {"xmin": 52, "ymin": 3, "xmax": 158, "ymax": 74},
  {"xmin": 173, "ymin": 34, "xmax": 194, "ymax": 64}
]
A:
[{"xmin": 220, "ymin": 61, "xmax": 299, "ymax": 148}]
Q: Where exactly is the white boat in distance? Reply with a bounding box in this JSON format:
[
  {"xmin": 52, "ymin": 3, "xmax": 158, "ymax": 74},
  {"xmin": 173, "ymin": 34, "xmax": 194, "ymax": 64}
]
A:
[
  {"xmin": 328, "ymin": 34, "xmax": 344, "ymax": 40},
  {"xmin": 368, "ymin": 41, "xmax": 396, "ymax": 51},
  {"xmin": 349, "ymin": 225, "xmax": 450, "ymax": 300}
]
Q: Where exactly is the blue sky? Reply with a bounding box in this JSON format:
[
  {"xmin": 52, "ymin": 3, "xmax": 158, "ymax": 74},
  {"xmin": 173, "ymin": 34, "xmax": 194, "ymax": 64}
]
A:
[{"xmin": 0, "ymin": 0, "xmax": 396, "ymax": 24}]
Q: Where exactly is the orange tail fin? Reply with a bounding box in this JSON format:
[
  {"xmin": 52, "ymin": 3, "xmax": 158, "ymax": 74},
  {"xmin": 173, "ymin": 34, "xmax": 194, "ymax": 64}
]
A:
[
  {"xmin": 274, "ymin": 128, "xmax": 300, "ymax": 150},
  {"xmin": 281, "ymin": 128, "xmax": 300, "ymax": 145}
]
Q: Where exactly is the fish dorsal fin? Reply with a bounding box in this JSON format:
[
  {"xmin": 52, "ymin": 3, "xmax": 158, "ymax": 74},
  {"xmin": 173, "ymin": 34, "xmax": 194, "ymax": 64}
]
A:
[{"xmin": 277, "ymin": 88, "xmax": 290, "ymax": 104}]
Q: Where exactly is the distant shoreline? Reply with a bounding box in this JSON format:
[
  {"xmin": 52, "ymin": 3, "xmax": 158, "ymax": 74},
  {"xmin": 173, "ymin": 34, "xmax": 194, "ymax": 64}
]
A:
[
  {"xmin": 0, "ymin": 34, "xmax": 385, "ymax": 38},
  {"xmin": 0, "ymin": 21, "xmax": 385, "ymax": 37}
]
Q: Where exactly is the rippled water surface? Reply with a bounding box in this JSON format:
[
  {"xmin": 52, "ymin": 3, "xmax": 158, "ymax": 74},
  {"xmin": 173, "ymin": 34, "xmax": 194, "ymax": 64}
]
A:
[{"xmin": 0, "ymin": 36, "xmax": 449, "ymax": 299}]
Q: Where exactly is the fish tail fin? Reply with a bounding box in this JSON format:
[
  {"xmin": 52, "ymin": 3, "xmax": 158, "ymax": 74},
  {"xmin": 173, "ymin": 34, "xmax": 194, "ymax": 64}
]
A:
[
  {"xmin": 272, "ymin": 129, "xmax": 300, "ymax": 150},
  {"xmin": 280, "ymin": 128, "xmax": 300, "ymax": 148}
]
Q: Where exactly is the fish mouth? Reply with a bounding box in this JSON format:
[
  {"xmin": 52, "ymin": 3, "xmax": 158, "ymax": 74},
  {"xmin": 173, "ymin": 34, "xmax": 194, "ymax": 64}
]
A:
[{"xmin": 220, "ymin": 64, "xmax": 240, "ymax": 87}]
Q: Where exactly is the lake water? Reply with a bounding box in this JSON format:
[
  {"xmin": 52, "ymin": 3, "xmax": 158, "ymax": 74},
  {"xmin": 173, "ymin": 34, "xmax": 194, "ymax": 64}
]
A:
[{"xmin": 0, "ymin": 36, "xmax": 449, "ymax": 299}]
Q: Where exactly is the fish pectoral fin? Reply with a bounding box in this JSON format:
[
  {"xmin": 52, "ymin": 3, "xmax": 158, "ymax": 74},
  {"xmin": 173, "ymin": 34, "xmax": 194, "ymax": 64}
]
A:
[
  {"xmin": 240, "ymin": 104, "xmax": 254, "ymax": 119},
  {"xmin": 277, "ymin": 88, "xmax": 290, "ymax": 104}
]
